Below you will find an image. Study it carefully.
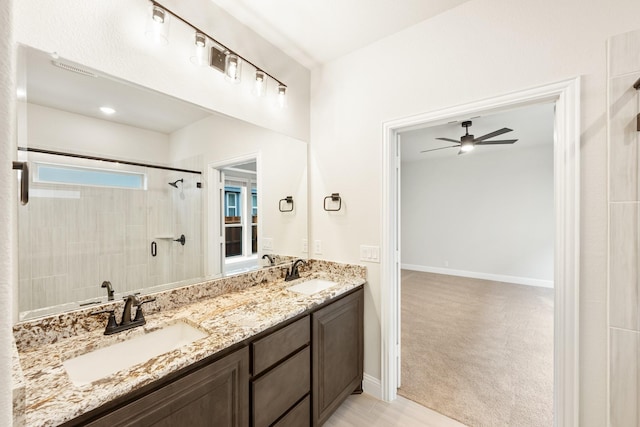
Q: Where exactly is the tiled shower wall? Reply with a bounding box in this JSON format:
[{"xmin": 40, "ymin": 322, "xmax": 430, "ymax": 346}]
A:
[
  {"xmin": 17, "ymin": 154, "xmax": 203, "ymax": 317},
  {"xmin": 608, "ymin": 29, "xmax": 640, "ymax": 426}
]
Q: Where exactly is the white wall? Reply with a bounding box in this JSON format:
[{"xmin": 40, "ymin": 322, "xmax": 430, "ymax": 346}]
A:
[
  {"xmin": 0, "ymin": 0, "xmax": 14, "ymax": 423},
  {"xmin": 401, "ymin": 144, "xmax": 554, "ymax": 286},
  {"xmin": 26, "ymin": 103, "xmax": 170, "ymax": 164},
  {"xmin": 309, "ymin": 0, "xmax": 640, "ymax": 424},
  {"xmin": 169, "ymin": 113, "xmax": 308, "ymax": 262},
  {"xmin": 14, "ymin": 0, "xmax": 310, "ymax": 142}
]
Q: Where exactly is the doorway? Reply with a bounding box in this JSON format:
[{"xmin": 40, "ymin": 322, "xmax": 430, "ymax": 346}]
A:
[
  {"xmin": 380, "ymin": 78, "xmax": 580, "ymax": 426},
  {"xmin": 207, "ymin": 155, "xmax": 261, "ymax": 278},
  {"xmin": 397, "ymin": 103, "xmax": 555, "ymax": 425}
]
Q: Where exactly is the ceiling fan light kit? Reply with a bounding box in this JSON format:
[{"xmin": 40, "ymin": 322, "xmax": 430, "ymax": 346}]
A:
[{"xmin": 421, "ymin": 120, "xmax": 518, "ymax": 156}]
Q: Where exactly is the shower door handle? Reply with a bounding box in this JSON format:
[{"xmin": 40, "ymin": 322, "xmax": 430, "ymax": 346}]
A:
[{"xmin": 12, "ymin": 161, "xmax": 29, "ymax": 205}]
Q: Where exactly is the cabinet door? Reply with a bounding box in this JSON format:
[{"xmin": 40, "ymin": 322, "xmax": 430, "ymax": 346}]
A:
[
  {"xmin": 86, "ymin": 347, "xmax": 249, "ymax": 427},
  {"xmin": 312, "ymin": 288, "xmax": 363, "ymax": 426}
]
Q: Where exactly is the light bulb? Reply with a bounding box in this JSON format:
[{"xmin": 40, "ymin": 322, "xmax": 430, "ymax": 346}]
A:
[
  {"xmin": 254, "ymin": 71, "xmax": 266, "ymax": 97},
  {"xmin": 460, "ymin": 142, "xmax": 474, "ymax": 152},
  {"xmin": 190, "ymin": 32, "xmax": 207, "ymax": 66},
  {"xmin": 145, "ymin": 5, "xmax": 170, "ymax": 45},
  {"xmin": 277, "ymin": 84, "xmax": 287, "ymax": 109},
  {"xmin": 225, "ymin": 53, "xmax": 241, "ymax": 83}
]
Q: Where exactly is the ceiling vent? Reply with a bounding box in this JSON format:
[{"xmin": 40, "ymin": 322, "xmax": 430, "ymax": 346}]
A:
[{"xmin": 51, "ymin": 60, "xmax": 97, "ymax": 78}]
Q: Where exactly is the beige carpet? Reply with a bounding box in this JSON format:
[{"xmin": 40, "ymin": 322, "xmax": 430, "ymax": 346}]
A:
[{"xmin": 398, "ymin": 270, "xmax": 554, "ymax": 427}]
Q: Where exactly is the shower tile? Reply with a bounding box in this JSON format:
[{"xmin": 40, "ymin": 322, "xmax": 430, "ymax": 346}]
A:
[
  {"xmin": 609, "ymin": 74, "xmax": 640, "ymax": 202},
  {"xmin": 98, "ymin": 253, "xmax": 125, "ymax": 290},
  {"xmin": 125, "ymin": 265, "xmax": 146, "ymax": 292},
  {"xmin": 125, "ymin": 225, "xmax": 147, "ymax": 266},
  {"xmin": 125, "ymin": 191, "xmax": 147, "ymax": 226},
  {"xmin": 51, "ymin": 227, "xmax": 68, "ymax": 276},
  {"xmin": 609, "ymin": 328, "xmax": 640, "ymax": 426},
  {"xmin": 609, "ymin": 203, "xmax": 639, "ymax": 330},
  {"xmin": 19, "ymin": 280, "xmax": 32, "ymax": 312}
]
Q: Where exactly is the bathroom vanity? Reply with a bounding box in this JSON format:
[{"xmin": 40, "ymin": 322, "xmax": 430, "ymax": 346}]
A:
[{"xmin": 12, "ymin": 261, "xmax": 365, "ymax": 427}]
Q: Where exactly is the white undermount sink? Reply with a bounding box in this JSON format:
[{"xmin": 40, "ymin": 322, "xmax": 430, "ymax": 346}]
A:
[
  {"xmin": 287, "ymin": 278, "xmax": 339, "ymax": 295},
  {"xmin": 62, "ymin": 321, "xmax": 208, "ymax": 386}
]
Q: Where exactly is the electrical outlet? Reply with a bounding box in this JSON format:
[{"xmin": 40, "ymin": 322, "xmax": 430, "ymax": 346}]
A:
[
  {"xmin": 314, "ymin": 240, "xmax": 322, "ymax": 254},
  {"xmin": 262, "ymin": 238, "xmax": 273, "ymax": 251},
  {"xmin": 302, "ymin": 239, "xmax": 308, "ymax": 253},
  {"xmin": 444, "ymin": 260, "xmax": 449, "ymax": 267}
]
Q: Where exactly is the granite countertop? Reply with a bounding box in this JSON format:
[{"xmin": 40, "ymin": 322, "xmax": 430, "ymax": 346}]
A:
[{"xmin": 13, "ymin": 262, "xmax": 366, "ymax": 427}]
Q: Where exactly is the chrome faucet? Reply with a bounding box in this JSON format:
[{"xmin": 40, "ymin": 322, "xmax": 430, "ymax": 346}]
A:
[
  {"xmin": 285, "ymin": 259, "xmax": 307, "ymax": 282},
  {"xmin": 91, "ymin": 294, "xmax": 156, "ymax": 335}
]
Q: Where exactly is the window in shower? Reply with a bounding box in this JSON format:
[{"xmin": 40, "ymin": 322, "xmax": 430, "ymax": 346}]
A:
[{"xmin": 34, "ymin": 162, "xmax": 146, "ymax": 190}]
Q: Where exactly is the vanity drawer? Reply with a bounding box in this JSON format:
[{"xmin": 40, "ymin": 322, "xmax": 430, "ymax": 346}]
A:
[
  {"xmin": 273, "ymin": 395, "xmax": 310, "ymax": 427},
  {"xmin": 252, "ymin": 346, "xmax": 310, "ymax": 427},
  {"xmin": 251, "ymin": 315, "xmax": 309, "ymax": 375}
]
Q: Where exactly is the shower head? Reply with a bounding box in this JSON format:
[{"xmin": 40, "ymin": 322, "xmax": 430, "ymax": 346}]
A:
[{"xmin": 168, "ymin": 179, "xmax": 183, "ymax": 188}]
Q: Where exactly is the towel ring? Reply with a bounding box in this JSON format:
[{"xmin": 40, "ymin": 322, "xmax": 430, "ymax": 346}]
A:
[
  {"xmin": 323, "ymin": 193, "xmax": 342, "ymax": 211},
  {"xmin": 279, "ymin": 196, "xmax": 294, "ymax": 212}
]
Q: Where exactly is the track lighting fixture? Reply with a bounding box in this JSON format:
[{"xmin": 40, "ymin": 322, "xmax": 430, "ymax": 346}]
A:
[
  {"xmin": 190, "ymin": 32, "xmax": 207, "ymax": 66},
  {"xmin": 254, "ymin": 70, "xmax": 266, "ymax": 97},
  {"xmin": 145, "ymin": 5, "xmax": 170, "ymax": 45},
  {"xmin": 277, "ymin": 84, "xmax": 287, "ymax": 109},
  {"xmin": 145, "ymin": 1, "xmax": 287, "ymax": 106},
  {"xmin": 225, "ymin": 52, "xmax": 241, "ymax": 83}
]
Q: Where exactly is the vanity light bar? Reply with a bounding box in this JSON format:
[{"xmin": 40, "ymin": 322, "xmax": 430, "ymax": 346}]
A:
[{"xmin": 148, "ymin": 0, "xmax": 287, "ymax": 90}]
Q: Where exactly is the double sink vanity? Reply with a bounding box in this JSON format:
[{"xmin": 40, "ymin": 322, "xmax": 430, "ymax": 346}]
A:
[{"xmin": 12, "ymin": 260, "xmax": 366, "ymax": 426}]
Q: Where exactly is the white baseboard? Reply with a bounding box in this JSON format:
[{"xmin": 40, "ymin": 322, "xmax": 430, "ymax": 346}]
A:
[
  {"xmin": 362, "ymin": 373, "xmax": 382, "ymax": 400},
  {"xmin": 401, "ymin": 264, "xmax": 554, "ymax": 288}
]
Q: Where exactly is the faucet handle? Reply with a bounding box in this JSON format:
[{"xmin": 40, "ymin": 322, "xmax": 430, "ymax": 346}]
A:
[
  {"xmin": 133, "ymin": 298, "xmax": 156, "ymax": 322},
  {"xmin": 90, "ymin": 309, "xmax": 118, "ymax": 334}
]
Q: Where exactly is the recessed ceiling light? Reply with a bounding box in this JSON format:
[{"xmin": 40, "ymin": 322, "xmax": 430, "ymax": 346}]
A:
[{"xmin": 100, "ymin": 106, "xmax": 116, "ymax": 115}]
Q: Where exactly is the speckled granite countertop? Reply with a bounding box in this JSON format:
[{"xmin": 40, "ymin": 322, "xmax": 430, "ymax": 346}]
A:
[{"xmin": 13, "ymin": 261, "xmax": 366, "ymax": 427}]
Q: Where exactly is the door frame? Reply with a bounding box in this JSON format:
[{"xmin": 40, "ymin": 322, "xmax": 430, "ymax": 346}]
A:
[
  {"xmin": 206, "ymin": 153, "xmax": 261, "ymax": 278},
  {"xmin": 380, "ymin": 77, "xmax": 580, "ymax": 426}
]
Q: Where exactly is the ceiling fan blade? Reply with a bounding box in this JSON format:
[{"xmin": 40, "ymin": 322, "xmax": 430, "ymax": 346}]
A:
[
  {"xmin": 473, "ymin": 128, "xmax": 512, "ymax": 142},
  {"xmin": 475, "ymin": 139, "xmax": 518, "ymax": 145},
  {"xmin": 435, "ymin": 137, "xmax": 461, "ymax": 143},
  {"xmin": 420, "ymin": 145, "xmax": 458, "ymax": 153}
]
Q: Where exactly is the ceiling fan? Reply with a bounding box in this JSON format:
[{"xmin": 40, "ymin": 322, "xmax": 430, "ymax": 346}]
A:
[{"xmin": 421, "ymin": 120, "xmax": 518, "ymax": 155}]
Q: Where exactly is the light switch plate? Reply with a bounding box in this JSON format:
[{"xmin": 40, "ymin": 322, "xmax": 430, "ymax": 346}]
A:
[{"xmin": 360, "ymin": 245, "xmax": 380, "ymax": 263}]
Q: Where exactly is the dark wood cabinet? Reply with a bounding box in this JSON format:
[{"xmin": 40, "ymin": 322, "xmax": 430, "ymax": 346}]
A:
[
  {"xmin": 312, "ymin": 288, "xmax": 364, "ymax": 426},
  {"xmin": 250, "ymin": 316, "xmax": 311, "ymax": 427},
  {"xmin": 82, "ymin": 347, "xmax": 249, "ymax": 427}
]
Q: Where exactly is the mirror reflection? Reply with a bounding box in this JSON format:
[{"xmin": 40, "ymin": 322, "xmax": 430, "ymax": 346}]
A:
[{"xmin": 16, "ymin": 45, "xmax": 308, "ymax": 321}]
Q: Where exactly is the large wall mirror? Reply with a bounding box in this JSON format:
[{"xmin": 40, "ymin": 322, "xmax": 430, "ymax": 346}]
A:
[{"xmin": 15, "ymin": 45, "xmax": 308, "ymax": 321}]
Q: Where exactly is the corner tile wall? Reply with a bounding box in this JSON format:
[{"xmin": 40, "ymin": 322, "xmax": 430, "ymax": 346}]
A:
[{"xmin": 608, "ymin": 29, "xmax": 640, "ymax": 427}]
